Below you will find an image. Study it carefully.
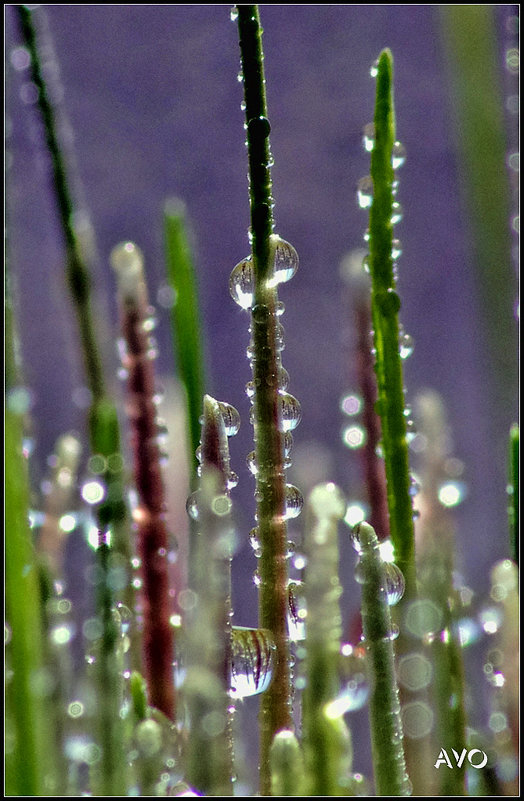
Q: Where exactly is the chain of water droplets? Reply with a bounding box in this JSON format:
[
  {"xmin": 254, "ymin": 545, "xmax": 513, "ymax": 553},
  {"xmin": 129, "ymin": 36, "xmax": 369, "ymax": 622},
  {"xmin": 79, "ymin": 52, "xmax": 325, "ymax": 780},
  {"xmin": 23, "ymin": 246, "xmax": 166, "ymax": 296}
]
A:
[{"xmin": 229, "ymin": 236, "xmax": 303, "ymax": 578}]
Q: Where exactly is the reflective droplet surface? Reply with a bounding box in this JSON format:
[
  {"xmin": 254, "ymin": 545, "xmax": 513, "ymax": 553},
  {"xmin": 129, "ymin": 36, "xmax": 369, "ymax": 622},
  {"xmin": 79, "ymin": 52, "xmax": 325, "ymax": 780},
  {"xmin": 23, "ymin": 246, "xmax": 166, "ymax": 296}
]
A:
[
  {"xmin": 217, "ymin": 401, "xmax": 241, "ymax": 436},
  {"xmin": 362, "ymin": 122, "xmax": 375, "ymax": 152},
  {"xmin": 399, "ymin": 332, "xmax": 414, "ymax": 359},
  {"xmin": 391, "ymin": 202, "xmax": 403, "ymax": 225},
  {"xmin": 278, "ymin": 392, "xmax": 302, "ymax": 432},
  {"xmin": 392, "ymin": 141, "xmax": 406, "ymax": 169},
  {"xmin": 357, "ymin": 175, "xmax": 374, "ymax": 209},
  {"xmin": 384, "ymin": 562, "xmax": 405, "ymax": 606},
  {"xmin": 230, "ymin": 627, "xmax": 276, "ymax": 698},
  {"xmin": 283, "ymin": 484, "xmax": 304, "ymax": 520},
  {"xmin": 269, "ymin": 235, "xmax": 299, "ymax": 286},
  {"xmin": 229, "ymin": 257, "xmax": 254, "ymax": 309},
  {"xmin": 246, "ymin": 451, "xmax": 258, "ymax": 475},
  {"xmin": 288, "ymin": 580, "xmax": 307, "ymax": 642},
  {"xmin": 185, "ymin": 491, "xmax": 200, "ymax": 521}
]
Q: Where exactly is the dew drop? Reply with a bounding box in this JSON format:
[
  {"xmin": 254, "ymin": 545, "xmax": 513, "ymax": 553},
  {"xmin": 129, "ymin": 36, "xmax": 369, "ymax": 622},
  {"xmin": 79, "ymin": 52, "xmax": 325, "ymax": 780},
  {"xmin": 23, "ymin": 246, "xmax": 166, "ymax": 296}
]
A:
[
  {"xmin": 391, "ymin": 202, "xmax": 403, "ymax": 225},
  {"xmin": 269, "ymin": 235, "xmax": 299, "ymax": 286},
  {"xmin": 278, "ymin": 366, "xmax": 290, "ymax": 391},
  {"xmin": 370, "ymin": 59, "xmax": 379, "ymax": 78},
  {"xmin": 399, "ymin": 332, "xmax": 414, "ymax": 359},
  {"xmin": 392, "ymin": 141, "xmax": 406, "ymax": 170},
  {"xmin": 246, "ymin": 451, "xmax": 258, "ymax": 475},
  {"xmin": 230, "ymin": 627, "xmax": 276, "ymax": 699},
  {"xmin": 287, "ymin": 580, "xmax": 307, "ymax": 642},
  {"xmin": 362, "ymin": 122, "xmax": 375, "ymax": 152},
  {"xmin": 278, "ymin": 392, "xmax": 302, "ymax": 432},
  {"xmin": 384, "ymin": 562, "xmax": 405, "ymax": 606},
  {"xmin": 229, "ymin": 257, "xmax": 254, "ymax": 309},
  {"xmin": 392, "ymin": 239, "xmax": 403, "ymax": 260},
  {"xmin": 357, "ymin": 175, "xmax": 374, "ymax": 209},
  {"xmin": 230, "ymin": 6, "xmax": 239, "ymax": 21},
  {"xmin": 283, "ymin": 431, "xmax": 294, "ymax": 456},
  {"xmin": 283, "ymin": 484, "xmax": 304, "ymax": 520},
  {"xmin": 185, "ymin": 491, "xmax": 200, "ymax": 521},
  {"xmin": 248, "ymin": 527, "xmax": 261, "ymax": 556},
  {"xmin": 218, "ymin": 401, "xmax": 241, "ymax": 436}
]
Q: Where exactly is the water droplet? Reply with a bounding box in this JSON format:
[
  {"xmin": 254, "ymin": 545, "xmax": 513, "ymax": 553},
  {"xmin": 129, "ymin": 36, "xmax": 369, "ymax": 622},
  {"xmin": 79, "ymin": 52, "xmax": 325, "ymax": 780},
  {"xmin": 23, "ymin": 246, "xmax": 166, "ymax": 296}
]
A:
[
  {"xmin": 287, "ymin": 580, "xmax": 307, "ymax": 641},
  {"xmin": 337, "ymin": 644, "xmax": 369, "ymax": 711},
  {"xmin": 185, "ymin": 491, "xmax": 200, "ymax": 521},
  {"xmin": 284, "ymin": 484, "xmax": 304, "ymax": 520},
  {"xmin": 370, "ymin": 59, "xmax": 379, "ymax": 78},
  {"xmin": 362, "ymin": 122, "xmax": 375, "ymax": 152},
  {"xmin": 283, "ymin": 431, "xmax": 294, "ymax": 456},
  {"xmin": 275, "ymin": 300, "xmax": 286, "ymax": 316},
  {"xmin": 218, "ymin": 401, "xmax": 241, "ymax": 436},
  {"xmin": 384, "ymin": 562, "xmax": 405, "ymax": 606},
  {"xmin": 278, "ymin": 392, "xmax": 302, "ymax": 432},
  {"xmin": 357, "ymin": 175, "xmax": 373, "ymax": 209},
  {"xmin": 399, "ymin": 332, "xmax": 414, "ymax": 359},
  {"xmin": 229, "ymin": 257, "xmax": 254, "ymax": 309},
  {"xmin": 230, "ymin": 6, "xmax": 239, "ymax": 21},
  {"xmin": 268, "ymin": 235, "xmax": 299, "ymax": 286},
  {"xmin": 392, "ymin": 141, "xmax": 406, "ymax": 169},
  {"xmin": 246, "ymin": 451, "xmax": 258, "ymax": 475},
  {"xmin": 392, "ymin": 239, "xmax": 403, "ymax": 260},
  {"xmin": 278, "ymin": 366, "xmax": 290, "ymax": 391},
  {"xmin": 247, "ymin": 116, "xmax": 271, "ymax": 139},
  {"xmin": 226, "ymin": 471, "xmax": 238, "ymax": 490},
  {"xmin": 230, "ymin": 627, "xmax": 276, "ymax": 698},
  {"xmin": 377, "ymin": 288, "xmax": 401, "ymax": 316},
  {"xmin": 391, "ymin": 202, "xmax": 403, "ymax": 225}
]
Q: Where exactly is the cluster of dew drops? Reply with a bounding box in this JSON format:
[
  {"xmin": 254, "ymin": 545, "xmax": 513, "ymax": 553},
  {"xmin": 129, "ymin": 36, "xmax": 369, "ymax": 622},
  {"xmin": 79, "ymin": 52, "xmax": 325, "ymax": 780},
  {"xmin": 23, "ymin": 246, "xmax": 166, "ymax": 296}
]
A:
[{"xmin": 229, "ymin": 234, "xmax": 303, "ymax": 580}]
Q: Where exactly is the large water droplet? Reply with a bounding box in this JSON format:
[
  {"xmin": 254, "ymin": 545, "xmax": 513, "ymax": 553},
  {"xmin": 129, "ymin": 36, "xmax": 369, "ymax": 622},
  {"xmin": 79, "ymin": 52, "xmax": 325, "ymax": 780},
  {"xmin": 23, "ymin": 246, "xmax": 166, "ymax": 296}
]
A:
[
  {"xmin": 283, "ymin": 484, "xmax": 304, "ymax": 520},
  {"xmin": 357, "ymin": 176, "xmax": 374, "ymax": 209},
  {"xmin": 185, "ymin": 491, "xmax": 200, "ymax": 521},
  {"xmin": 229, "ymin": 257, "xmax": 254, "ymax": 309},
  {"xmin": 268, "ymin": 235, "xmax": 299, "ymax": 286},
  {"xmin": 230, "ymin": 627, "xmax": 276, "ymax": 698},
  {"xmin": 278, "ymin": 392, "xmax": 302, "ymax": 432},
  {"xmin": 217, "ymin": 401, "xmax": 241, "ymax": 436},
  {"xmin": 384, "ymin": 562, "xmax": 405, "ymax": 606}
]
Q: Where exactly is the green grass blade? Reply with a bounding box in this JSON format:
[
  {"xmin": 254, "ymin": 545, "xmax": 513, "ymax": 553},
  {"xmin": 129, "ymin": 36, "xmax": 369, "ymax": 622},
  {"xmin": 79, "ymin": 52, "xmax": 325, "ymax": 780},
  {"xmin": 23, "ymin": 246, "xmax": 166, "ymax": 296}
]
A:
[
  {"xmin": 163, "ymin": 199, "xmax": 206, "ymax": 483},
  {"xmin": 367, "ymin": 49, "xmax": 416, "ymax": 594}
]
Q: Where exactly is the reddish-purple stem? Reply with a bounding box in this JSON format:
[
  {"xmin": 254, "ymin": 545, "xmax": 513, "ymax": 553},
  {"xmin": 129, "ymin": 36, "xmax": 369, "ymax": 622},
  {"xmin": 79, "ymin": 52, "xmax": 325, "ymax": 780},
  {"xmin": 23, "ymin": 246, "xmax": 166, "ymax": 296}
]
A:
[{"xmin": 120, "ymin": 297, "xmax": 175, "ymax": 721}]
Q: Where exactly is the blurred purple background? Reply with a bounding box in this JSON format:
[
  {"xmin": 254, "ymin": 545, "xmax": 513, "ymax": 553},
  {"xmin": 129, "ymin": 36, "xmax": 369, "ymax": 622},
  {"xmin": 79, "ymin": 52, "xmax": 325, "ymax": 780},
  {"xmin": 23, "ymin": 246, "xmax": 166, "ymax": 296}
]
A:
[{"xmin": 5, "ymin": 4, "xmax": 519, "ymax": 785}]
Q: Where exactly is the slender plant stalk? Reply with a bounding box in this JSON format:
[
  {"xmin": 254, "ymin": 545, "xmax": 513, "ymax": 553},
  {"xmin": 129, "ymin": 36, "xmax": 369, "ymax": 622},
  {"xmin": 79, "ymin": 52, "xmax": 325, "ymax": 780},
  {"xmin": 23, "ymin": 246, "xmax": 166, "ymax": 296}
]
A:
[
  {"xmin": 302, "ymin": 483, "xmax": 353, "ymax": 795},
  {"xmin": 111, "ymin": 242, "xmax": 176, "ymax": 721},
  {"xmin": 414, "ymin": 390, "xmax": 467, "ymax": 796},
  {"xmin": 163, "ymin": 199, "xmax": 206, "ymax": 484},
  {"xmin": 236, "ymin": 5, "xmax": 294, "ymax": 791},
  {"xmin": 270, "ymin": 731, "xmax": 306, "ymax": 797},
  {"xmin": 438, "ymin": 6, "xmax": 518, "ymax": 427},
  {"xmin": 183, "ymin": 395, "xmax": 235, "ymax": 795},
  {"xmin": 367, "ymin": 49, "xmax": 416, "ymax": 595},
  {"xmin": 5, "ymin": 411, "xmax": 49, "ymax": 796},
  {"xmin": 508, "ymin": 424, "xmax": 519, "ymax": 565},
  {"xmin": 353, "ymin": 522, "xmax": 410, "ymax": 796}
]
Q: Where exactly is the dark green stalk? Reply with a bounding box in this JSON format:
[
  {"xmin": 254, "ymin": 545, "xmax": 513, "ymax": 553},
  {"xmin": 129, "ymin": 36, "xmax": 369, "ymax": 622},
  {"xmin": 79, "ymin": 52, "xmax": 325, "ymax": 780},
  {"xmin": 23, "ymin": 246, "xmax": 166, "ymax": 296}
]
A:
[
  {"xmin": 353, "ymin": 522, "xmax": 410, "ymax": 796},
  {"xmin": 302, "ymin": 483, "xmax": 353, "ymax": 796},
  {"xmin": 368, "ymin": 49, "xmax": 416, "ymax": 595},
  {"xmin": 508, "ymin": 424, "xmax": 519, "ymax": 565},
  {"xmin": 236, "ymin": 5, "xmax": 294, "ymax": 791},
  {"xmin": 163, "ymin": 199, "xmax": 206, "ymax": 484},
  {"xmin": 183, "ymin": 395, "xmax": 235, "ymax": 795}
]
